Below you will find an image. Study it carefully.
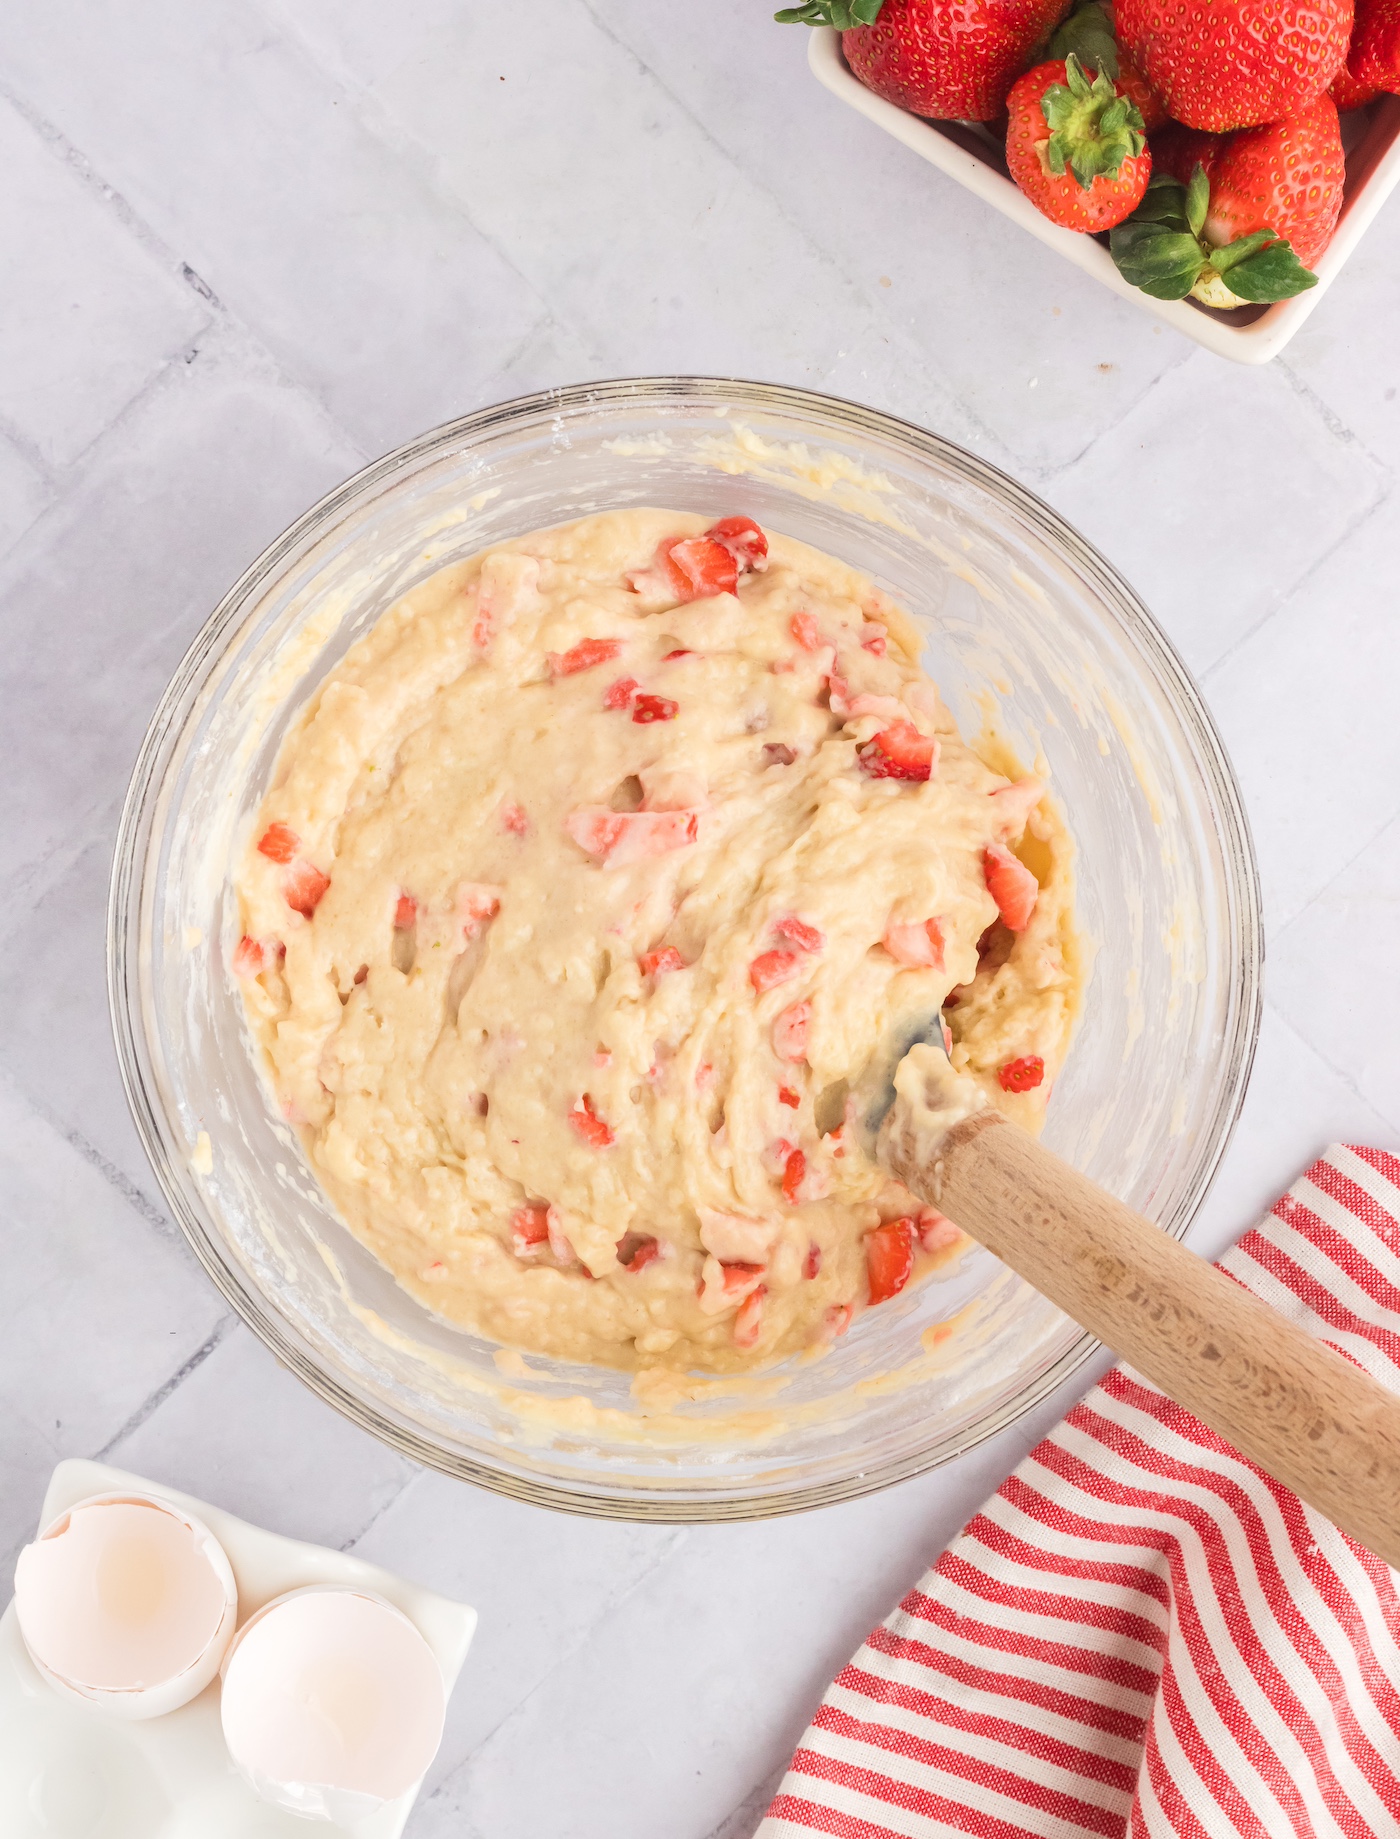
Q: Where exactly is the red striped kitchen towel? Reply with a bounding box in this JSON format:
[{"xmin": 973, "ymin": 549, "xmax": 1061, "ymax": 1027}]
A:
[{"xmin": 758, "ymin": 1145, "xmax": 1400, "ymax": 1839}]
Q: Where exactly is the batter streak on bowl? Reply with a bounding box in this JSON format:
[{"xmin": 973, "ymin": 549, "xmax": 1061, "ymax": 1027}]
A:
[{"xmin": 233, "ymin": 509, "xmax": 1081, "ymax": 1374}]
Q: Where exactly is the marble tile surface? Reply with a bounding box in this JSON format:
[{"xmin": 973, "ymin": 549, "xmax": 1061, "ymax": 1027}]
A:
[{"xmin": 0, "ymin": 4, "xmax": 1396, "ymax": 1834}]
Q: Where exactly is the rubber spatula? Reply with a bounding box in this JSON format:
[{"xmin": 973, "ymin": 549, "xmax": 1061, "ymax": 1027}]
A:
[{"xmin": 861, "ymin": 1024, "xmax": 1400, "ymax": 1570}]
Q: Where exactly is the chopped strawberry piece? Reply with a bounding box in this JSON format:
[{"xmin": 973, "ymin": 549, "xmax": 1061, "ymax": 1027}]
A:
[
  {"xmin": 858, "ymin": 722, "xmax": 936, "ymax": 782},
  {"xmin": 566, "ymin": 807, "xmax": 698, "ymax": 866},
  {"xmin": 778, "ymin": 1085, "xmax": 801, "ymax": 1108},
  {"xmin": 257, "ymin": 822, "xmax": 299, "ymax": 863},
  {"xmin": 640, "ymin": 947, "xmax": 686, "ymax": 981},
  {"xmin": 772, "ymin": 999, "xmax": 811, "ymax": 1062},
  {"xmin": 500, "ymin": 801, "xmax": 530, "ymax": 836},
  {"xmin": 866, "ymin": 1217, "xmax": 916, "ymax": 1304},
  {"xmin": 918, "ymin": 1207, "xmax": 962, "ymax": 1253},
  {"xmin": 989, "ymin": 777, "xmax": 1044, "ymax": 837},
  {"xmin": 722, "ymin": 1261, "xmax": 766, "ymax": 1296},
  {"xmin": 782, "ymin": 1147, "xmax": 807, "ymax": 1205},
  {"xmin": 548, "ymin": 637, "xmax": 624, "ymax": 677},
  {"xmin": 772, "ymin": 913, "xmax": 824, "ymax": 953},
  {"xmin": 546, "ymin": 1205, "xmax": 576, "ymax": 1264},
  {"xmin": 804, "ymin": 1242, "xmax": 822, "ymax": 1280},
  {"xmin": 603, "ymin": 676, "xmax": 640, "ymax": 710},
  {"xmin": 663, "ymin": 535, "xmax": 738, "ymax": 602},
  {"xmin": 847, "ymin": 694, "xmax": 909, "ymax": 724},
  {"xmin": 353, "ymin": 963, "xmax": 369, "ymax": 985},
  {"xmin": 826, "ymin": 671, "xmax": 852, "ymax": 717},
  {"xmin": 617, "ymin": 1232, "xmax": 661, "ymax": 1273},
  {"xmin": 860, "ymin": 623, "xmax": 887, "ymax": 655},
  {"xmin": 632, "ymin": 693, "xmax": 678, "ymax": 724},
  {"xmin": 883, "ymin": 917, "xmax": 946, "ymax": 971},
  {"xmin": 825, "ymin": 1303, "xmax": 853, "ymax": 1339},
  {"xmin": 284, "ymin": 861, "xmax": 330, "ymax": 919},
  {"xmin": 708, "ymin": 515, "xmax": 768, "ymax": 571},
  {"xmin": 983, "ymin": 844, "xmax": 1039, "ymax": 933},
  {"xmin": 394, "ymin": 893, "xmax": 418, "ymax": 930},
  {"xmin": 510, "ymin": 1205, "xmax": 551, "ymax": 1259},
  {"xmin": 456, "ymin": 884, "xmax": 501, "ymax": 938},
  {"xmin": 233, "ymin": 937, "xmax": 265, "ymax": 977},
  {"xmin": 568, "ymin": 1094, "xmax": 615, "ymax": 1149},
  {"xmin": 762, "ymin": 742, "xmax": 797, "ymax": 767},
  {"xmin": 999, "ymin": 1054, "xmax": 1045, "ymax": 1094},
  {"xmin": 749, "ymin": 949, "xmax": 802, "ymax": 994},
  {"xmin": 732, "ymin": 1286, "xmax": 767, "ymax": 1349},
  {"xmin": 661, "ymin": 648, "xmax": 692, "ymax": 661},
  {"xmin": 790, "ymin": 610, "xmax": 822, "ymax": 652}
]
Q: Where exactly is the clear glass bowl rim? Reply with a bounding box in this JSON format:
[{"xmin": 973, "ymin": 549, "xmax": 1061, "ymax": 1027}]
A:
[{"xmin": 108, "ymin": 375, "xmax": 1264, "ymax": 1521}]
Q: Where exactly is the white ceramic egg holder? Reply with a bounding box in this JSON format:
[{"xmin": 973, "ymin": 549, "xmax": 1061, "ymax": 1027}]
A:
[{"xmin": 0, "ymin": 1460, "xmax": 477, "ymax": 1839}]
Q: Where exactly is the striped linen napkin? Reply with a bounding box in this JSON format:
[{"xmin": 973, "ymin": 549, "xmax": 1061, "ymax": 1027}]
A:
[{"xmin": 757, "ymin": 1145, "xmax": 1400, "ymax": 1839}]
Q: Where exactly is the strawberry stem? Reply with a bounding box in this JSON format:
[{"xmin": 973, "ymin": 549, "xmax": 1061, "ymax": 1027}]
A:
[{"xmin": 1041, "ymin": 55, "xmax": 1146, "ymax": 191}]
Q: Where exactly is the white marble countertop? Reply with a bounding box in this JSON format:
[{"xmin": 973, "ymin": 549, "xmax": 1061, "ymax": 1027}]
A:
[{"xmin": 2, "ymin": 4, "xmax": 1398, "ymax": 1834}]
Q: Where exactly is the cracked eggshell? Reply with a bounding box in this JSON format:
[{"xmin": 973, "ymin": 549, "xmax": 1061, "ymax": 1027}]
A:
[
  {"xmin": 13, "ymin": 1492, "xmax": 238, "ymax": 1720},
  {"xmin": 219, "ymin": 1587, "xmax": 447, "ymax": 1824}
]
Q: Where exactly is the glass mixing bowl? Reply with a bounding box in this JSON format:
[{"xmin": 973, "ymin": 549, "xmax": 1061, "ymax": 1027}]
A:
[{"xmin": 109, "ymin": 378, "xmax": 1261, "ymax": 1521}]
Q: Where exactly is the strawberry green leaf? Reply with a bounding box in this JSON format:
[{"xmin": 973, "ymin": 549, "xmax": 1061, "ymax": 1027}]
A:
[
  {"xmin": 1131, "ymin": 174, "xmax": 1192, "ymax": 232},
  {"xmin": 1040, "ymin": 54, "xmax": 1146, "ymax": 190},
  {"xmin": 1206, "ymin": 229, "xmax": 1278, "ymax": 274},
  {"xmin": 774, "ymin": 0, "xmax": 884, "ymax": 23},
  {"xmin": 1109, "ymin": 221, "xmax": 1207, "ymax": 298},
  {"xmin": 1207, "ymin": 237, "xmax": 1319, "ymax": 301},
  {"xmin": 1185, "ymin": 164, "xmax": 1210, "ymax": 240},
  {"xmin": 1049, "ymin": 2, "xmax": 1121, "ymax": 79}
]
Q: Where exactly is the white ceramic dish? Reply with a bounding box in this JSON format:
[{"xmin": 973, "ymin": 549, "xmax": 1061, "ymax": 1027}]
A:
[
  {"xmin": 808, "ymin": 26, "xmax": 1400, "ymax": 364},
  {"xmin": 0, "ymin": 1461, "xmax": 476, "ymax": 1839}
]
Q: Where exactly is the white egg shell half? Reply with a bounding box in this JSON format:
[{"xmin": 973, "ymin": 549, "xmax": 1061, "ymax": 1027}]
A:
[
  {"xmin": 219, "ymin": 1587, "xmax": 446, "ymax": 1824},
  {"xmin": 14, "ymin": 1492, "xmax": 238, "ymax": 1720}
]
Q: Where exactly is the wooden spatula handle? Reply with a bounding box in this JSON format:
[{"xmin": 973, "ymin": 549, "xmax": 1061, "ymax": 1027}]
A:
[{"xmin": 885, "ymin": 1109, "xmax": 1400, "ymax": 1570}]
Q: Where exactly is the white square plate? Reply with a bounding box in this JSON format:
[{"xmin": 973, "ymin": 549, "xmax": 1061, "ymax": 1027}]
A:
[
  {"xmin": 808, "ymin": 25, "xmax": 1400, "ymax": 362},
  {"xmin": 0, "ymin": 1460, "xmax": 476, "ymax": 1839}
]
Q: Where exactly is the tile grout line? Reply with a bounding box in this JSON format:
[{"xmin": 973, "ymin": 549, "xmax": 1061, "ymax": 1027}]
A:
[
  {"xmin": 420, "ymin": 1524, "xmax": 692, "ymax": 1802},
  {"xmin": 94, "ymin": 1314, "xmax": 239, "ymax": 1460},
  {"xmin": 1277, "ymin": 353, "xmax": 1398, "ymax": 482},
  {"xmin": 1199, "ymin": 472, "xmax": 1398, "ymax": 690},
  {"xmin": 1263, "ymin": 996, "xmax": 1400, "ymax": 1141},
  {"xmin": 0, "ymin": 80, "xmax": 369, "ymax": 477}
]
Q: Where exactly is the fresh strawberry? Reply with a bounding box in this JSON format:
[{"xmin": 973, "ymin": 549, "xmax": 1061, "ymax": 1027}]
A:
[
  {"xmin": 1115, "ymin": 0, "xmax": 1350, "ymax": 128},
  {"xmin": 917, "ymin": 1207, "xmax": 962, "ymax": 1252},
  {"xmin": 772, "ymin": 913, "xmax": 825, "ymax": 953},
  {"xmin": 777, "ymin": 0, "xmax": 1073, "ymax": 122},
  {"xmin": 548, "ymin": 637, "xmax": 624, "ymax": 677},
  {"xmin": 857, "ymin": 722, "xmax": 937, "ymax": 781},
  {"xmin": 500, "ymin": 800, "xmax": 530, "ymax": 836},
  {"xmin": 772, "ymin": 999, "xmax": 812, "ymax": 1061},
  {"xmin": 860, "ymin": 623, "xmax": 887, "ymax": 655},
  {"xmin": 640, "ymin": 946, "xmax": 687, "ymax": 979},
  {"xmin": 1329, "ymin": 62, "xmax": 1382, "ymax": 106},
  {"xmin": 762, "ymin": 742, "xmax": 798, "ymax": 767},
  {"xmin": 825, "ymin": 1302, "xmax": 854, "ymax": 1338},
  {"xmin": 883, "ymin": 916, "xmax": 946, "ymax": 969},
  {"xmin": 999, "ymin": 1054, "xmax": 1046, "ymax": 1092},
  {"xmin": 232, "ymin": 935, "xmax": 282, "ymax": 978},
  {"xmin": 284, "ymin": 861, "xmax": 330, "ymax": 919},
  {"xmin": 603, "ymin": 676, "xmax": 640, "ymax": 710},
  {"xmin": 983, "ymin": 844, "xmax": 1039, "ymax": 932},
  {"xmin": 1148, "ymin": 122, "xmax": 1225, "ymax": 184},
  {"xmin": 778, "ymin": 1085, "xmax": 801, "ymax": 1108},
  {"xmin": 454, "ymin": 884, "xmax": 501, "ymax": 939},
  {"xmin": 394, "ymin": 893, "xmax": 417, "ymax": 930},
  {"xmin": 750, "ymin": 949, "xmax": 803, "ymax": 993},
  {"xmin": 781, "ymin": 1146, "xmax": 807, "ymax": 1204},
  {"xmin": 709, "ymin": 516, "xmax": 769, "ymax": 571},
  {"xmin": 632, "ymin": 692, "xmax": 678, "ymax": 724},
  {"xmin": 1351, "ymin": 0, "xmax": 1400, "ymax": 88},
  {"xmin": 732, "ymin": 1286, "xmax": 768, "ymax": 1349},
  {"xmin": 804, "ymin": 1242, "xmax": 823, "ymax": 1279},
  {"xmin": 565, "ymin": 807, "xmax": 699, "ymax": 865},
  {"xmin": 1006, "ymin": 58, "xmax": 1151, "ymax": 232},
  {"xmin": 661, "ymin": 648, "xmax": 693, "ymax": 661},
  {"xmin": 1112, "ymin": 127, "xmax": 1334, "ymax": 305},
  {"xmin": 721, "ymin": 1260, "xmax": 766, "ymax": 1298},
  {"xmin": 1203, "ymin": 98, "xmax": 1345, "ymax": 266},
  {"xmin": 257, "ymin": 821, "xmax": 299, "ymax": 863},
  {"xmin": 568, "ymin": 1094, "xmax": 615, "ymax": 1149},
  {"xmin": 865, "ymin": 1217, "xmax": 916, "ymax": 1304},
  {"xmin": 617, "ymin": 1231, "xmax": 661, "ymax": 1273}
]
